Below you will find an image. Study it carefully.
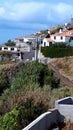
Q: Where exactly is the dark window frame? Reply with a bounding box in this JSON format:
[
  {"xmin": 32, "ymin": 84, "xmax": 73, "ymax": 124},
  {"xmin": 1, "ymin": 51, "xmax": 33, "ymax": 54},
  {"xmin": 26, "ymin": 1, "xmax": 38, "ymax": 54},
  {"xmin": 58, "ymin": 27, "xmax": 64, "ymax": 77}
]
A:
[
  {"xmin": 11, "ymin": 48, "xmax": 14, "ymax": 51},
  {"xmin": 61, "ymin": 36, "xmax": 63, "ymax": 40},
  {"xmin": 54, "ymin": 36, "xmax": 56, "ymax": 39}
]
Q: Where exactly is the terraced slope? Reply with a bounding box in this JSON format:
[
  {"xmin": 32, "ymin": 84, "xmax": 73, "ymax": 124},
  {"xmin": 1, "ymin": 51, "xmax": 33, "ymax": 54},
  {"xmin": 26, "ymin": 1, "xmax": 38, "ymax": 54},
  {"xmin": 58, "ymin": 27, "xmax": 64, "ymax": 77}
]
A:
[{"xmin": 48, "ymin": 57, "xmax": 73, "ymax": 87}]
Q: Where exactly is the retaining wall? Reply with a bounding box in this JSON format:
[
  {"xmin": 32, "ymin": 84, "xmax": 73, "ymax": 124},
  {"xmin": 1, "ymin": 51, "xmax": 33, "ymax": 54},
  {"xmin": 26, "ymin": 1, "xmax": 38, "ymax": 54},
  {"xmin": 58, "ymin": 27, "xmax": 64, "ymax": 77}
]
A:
[
  {"xmin": 22, "ymin": 110, "xmax": 62, "ymax": 130},
  {"xmin": 55, "ymin": 97, "xmax": 73, "ymax": 122}
]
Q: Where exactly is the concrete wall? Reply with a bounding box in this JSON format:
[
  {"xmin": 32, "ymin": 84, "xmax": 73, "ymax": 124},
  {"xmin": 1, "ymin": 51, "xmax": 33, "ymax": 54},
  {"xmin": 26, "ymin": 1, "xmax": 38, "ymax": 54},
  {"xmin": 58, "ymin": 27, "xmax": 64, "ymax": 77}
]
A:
[
  {"xmin": 55, "ymin": 97, "xmax": 73, "ymax": 122},
  {"xmin": 22, "ymin": 97, "xmax": 73, "ymax": 130},
  {"xmin": 22, "ymin": 110, "xmax": 63, "ymax": 130},
  {"xmin": 56, "ymin": 97, "xmax": 73, "ymax": 105}
]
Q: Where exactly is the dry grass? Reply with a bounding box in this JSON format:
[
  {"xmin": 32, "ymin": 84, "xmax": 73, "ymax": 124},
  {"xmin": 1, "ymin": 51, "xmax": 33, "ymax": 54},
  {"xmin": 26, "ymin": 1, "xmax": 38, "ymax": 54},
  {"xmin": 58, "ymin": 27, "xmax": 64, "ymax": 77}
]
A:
[{"xmin": 50, "ymin": 56, "xmax": 73, "ymax": 80}]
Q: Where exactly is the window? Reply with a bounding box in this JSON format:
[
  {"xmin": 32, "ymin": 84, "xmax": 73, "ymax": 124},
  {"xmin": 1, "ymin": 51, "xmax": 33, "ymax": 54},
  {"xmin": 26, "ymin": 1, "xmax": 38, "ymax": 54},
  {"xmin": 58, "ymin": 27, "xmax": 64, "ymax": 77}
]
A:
[
  {"xmin": 49, "ymin": 42, "xmax": 52, "ymax": 46},
  {"xmin": 11, "ymin": 48, "xmax": 14, "ymax": 51},
  {"xmin": 61, "ymin": 36, "xmax": 63, "ymax": 40},
  {"xmin": 4, "ymin": 47, "xmax": 8, "ymax": 50},
  {"xmin": 0, "ymin": 47, "xmax": 2, "ymax": 50},
  {"xmin": 54, "ymin": 36, "xmax": 56, "ymax": 39},
  {"xmin": 44, "ymin": 42, "xmax": 46, "ymax": 46}
]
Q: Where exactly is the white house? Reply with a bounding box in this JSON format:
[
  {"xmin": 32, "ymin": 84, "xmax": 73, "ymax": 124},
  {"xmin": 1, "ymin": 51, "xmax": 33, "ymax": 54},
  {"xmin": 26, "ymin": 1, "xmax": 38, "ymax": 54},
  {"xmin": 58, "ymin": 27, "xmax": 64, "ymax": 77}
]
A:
[
  {"xmin": 15, "ymin": 37, "xmax": 29, "ymax": 48},
  {"xmin": 24, "ymin": 35, "xmax": 37, "ymax": 43},
  {"xmin": 42, "ymin": 38, "xmax": 54, "ymax": 47},
  {"xmin": 42, "ymin": 30, "xmax": 73, "ymax": 47},
  {"xmin": 0, "ymin": 45, "xmax": 18, "ymax": 52}
]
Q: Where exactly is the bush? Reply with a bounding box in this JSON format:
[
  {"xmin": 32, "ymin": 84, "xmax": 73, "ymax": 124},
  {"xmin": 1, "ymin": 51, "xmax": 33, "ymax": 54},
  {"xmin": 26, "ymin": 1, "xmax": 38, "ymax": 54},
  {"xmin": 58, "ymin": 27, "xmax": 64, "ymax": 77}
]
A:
[
  {"xmin": 11, "ymin": 61, "xmax": 54, "ymax": 89},
  {"xmin": 0, "ymin": 98, "xmax": 48, "ymax": 130},
  {"xmin": 41, "ymin": 43, "xmax": 73, "ymax": 58},
  {"xmin": 10, "ymin": 61, "xmax": 60, "ymax": 94},
  {"xmin": 0, "ymin": 51, "xmax": 12, "ymax": 58},
  {"xmin": 0, "ymin": 69, "xmax": 9, "ymax": 94},
  {"xmin": 5, "ymin": 40, "xmax": 15, "ymax": 46}
]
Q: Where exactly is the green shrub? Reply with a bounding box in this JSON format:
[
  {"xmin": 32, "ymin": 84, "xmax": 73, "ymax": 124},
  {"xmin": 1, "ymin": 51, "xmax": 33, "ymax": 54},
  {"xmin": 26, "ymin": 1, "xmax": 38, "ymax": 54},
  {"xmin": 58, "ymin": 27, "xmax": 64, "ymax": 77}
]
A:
[
  {"xmin": 0, "ymin": 69, "xmax": 9, "ymax": 94},
  {"xmin": 11, "ymin": 61, "xmax": 54, "ymax": 89},
  {"xmin": 12, "ymin": 62, "xmax": 60, "ymax": 89},
  {"xmin": 5, "ymin": 40, "xmax": 15, "ymax": 46},
  {"xmin": 0, "ymin": 98, "xmax": 48, "ymax": 130},
  {"xmin": 41, "ymin": 43, "xmax": 73, "ymax": 58},
  {"xmin": 0, "ymin": 108, "xmax": 19, "ymax": 130}
]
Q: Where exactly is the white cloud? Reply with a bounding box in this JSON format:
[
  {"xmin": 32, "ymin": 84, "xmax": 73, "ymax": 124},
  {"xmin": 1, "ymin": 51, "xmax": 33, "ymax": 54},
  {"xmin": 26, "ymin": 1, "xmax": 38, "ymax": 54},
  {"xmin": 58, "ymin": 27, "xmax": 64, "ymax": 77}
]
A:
[
  {"xmin": 0, "ymin": 6, "xmax": 5, "ymax": 16},
  {"xmin": 0, "ymin": 2, "xmax": 45, "ymax": 21},
  {"xmin": 52, "ymin": 3, "xmax": 73, "ymax": 21},
  {"xmin": 0, "ymin": 1, "xmax": 73, "ymax": 29}
]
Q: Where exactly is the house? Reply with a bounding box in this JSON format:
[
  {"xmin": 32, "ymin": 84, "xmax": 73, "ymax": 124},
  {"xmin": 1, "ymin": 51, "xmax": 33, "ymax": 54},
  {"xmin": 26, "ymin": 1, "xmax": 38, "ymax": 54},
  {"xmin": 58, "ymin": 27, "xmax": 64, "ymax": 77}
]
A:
[
  {"xmin": 51, "ymin": 30, "xmax": 73, "ymax": 45},
  {"xmin": 42, "ymin": 38, "xmax": 54, "ymax": 47},
  {"xmin": 24, "ymin": 35, "xmax": 37, "ymax": 43},
  {"xmin": 15, "ymin": 37, "xmax": 29, "ymax": 47},
  {"xmin": 14, "ymin": 37, "xmax": 32, "ymax": 52},
  {"xmin": 0, "ymin": 44, "xmax": 18, "ymax": 52},
  {"xmin": 42, "ymin": 29, "xmax": 73, "ymax": 47}
]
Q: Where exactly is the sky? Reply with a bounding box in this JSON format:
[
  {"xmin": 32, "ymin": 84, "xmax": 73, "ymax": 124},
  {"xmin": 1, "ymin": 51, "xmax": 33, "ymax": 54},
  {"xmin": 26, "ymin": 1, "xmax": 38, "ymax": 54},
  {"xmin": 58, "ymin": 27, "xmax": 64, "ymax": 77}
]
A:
[{"xmin": 0, "ymin": 0, "xmax": 73, "ymax": 43}]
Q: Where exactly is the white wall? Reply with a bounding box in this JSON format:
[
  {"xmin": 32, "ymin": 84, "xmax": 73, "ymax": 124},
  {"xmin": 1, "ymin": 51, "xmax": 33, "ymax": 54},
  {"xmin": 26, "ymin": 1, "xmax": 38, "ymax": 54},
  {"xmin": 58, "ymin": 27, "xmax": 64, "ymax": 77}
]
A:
[
  {"xmin": 23, "ymin": 38, "xmax": 29, "ymax": 42},
  {"xmin": 42, "ymin": 39, "xmax": 49, "ymax": 47},
  {"xmin": 1, "ymin": 47, "xmax": 18, "ymax": 52},
  {"xmin": 55, "ymin": 97, "xmax": 73, "ymax": 122},
  {"xmin": 16, "ymin": 42, "xmax": 27, "ymax": 47},
  {"xmin": 51, "ymin": 36, "xmax": 66, "ymax": 42}
]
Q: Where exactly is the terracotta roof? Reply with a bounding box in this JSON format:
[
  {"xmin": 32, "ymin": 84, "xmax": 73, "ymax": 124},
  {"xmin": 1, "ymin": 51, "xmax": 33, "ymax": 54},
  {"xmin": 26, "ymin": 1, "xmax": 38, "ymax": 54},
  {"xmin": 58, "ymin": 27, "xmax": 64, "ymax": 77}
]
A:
[
  {"xmin": 24, "ymin": 35, "xmax": 36, "ymax": 39},
  {"xmin": 1, "ymin": 44, "xmax": 7, "ymax": 47},
  {"xmin": 69, "ymin": 30, "xmax": 73, "ymax": 33},
  {"xmin": 15, "ymin": 37, "xmax": 23, "ymax": 40},
  {"xmin": 51, "ymin": 33, "xmax": 59, "ymax": 36},
  {"xmin": 39, "ymin": 34, "xmax": 45, "ymax": 37},
  {"xmin": 51, "ymin": 30, "xmax": 73, "ymax": 37},
  {"xmin": 45, "ymin": 38, "xmax": 53, "ymax": 42}
]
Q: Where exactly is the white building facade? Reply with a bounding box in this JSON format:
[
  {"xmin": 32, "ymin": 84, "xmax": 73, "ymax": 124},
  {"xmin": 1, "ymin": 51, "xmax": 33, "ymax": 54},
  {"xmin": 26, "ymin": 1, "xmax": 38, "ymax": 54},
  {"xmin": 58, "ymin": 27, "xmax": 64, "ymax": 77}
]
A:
[{"xmin": 42, "ymin": 30, "xmax": 73, "ymax": 47}]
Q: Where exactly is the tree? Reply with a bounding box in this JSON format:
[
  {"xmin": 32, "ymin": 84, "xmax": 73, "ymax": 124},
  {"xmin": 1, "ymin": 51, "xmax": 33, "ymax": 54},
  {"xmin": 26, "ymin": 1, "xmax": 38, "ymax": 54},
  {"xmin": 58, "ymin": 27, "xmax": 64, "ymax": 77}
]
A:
[{"xmin": 5, "ymin": 40, "xmax": 16, "ymax": 46}]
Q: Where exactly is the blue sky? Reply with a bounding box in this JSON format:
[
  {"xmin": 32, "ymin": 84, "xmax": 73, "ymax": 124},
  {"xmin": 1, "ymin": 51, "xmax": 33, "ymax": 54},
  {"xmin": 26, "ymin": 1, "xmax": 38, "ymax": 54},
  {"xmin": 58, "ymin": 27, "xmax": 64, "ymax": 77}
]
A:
[{"xmin": 0, "ymin": 0, "xmax": 73, "ymax": 43}]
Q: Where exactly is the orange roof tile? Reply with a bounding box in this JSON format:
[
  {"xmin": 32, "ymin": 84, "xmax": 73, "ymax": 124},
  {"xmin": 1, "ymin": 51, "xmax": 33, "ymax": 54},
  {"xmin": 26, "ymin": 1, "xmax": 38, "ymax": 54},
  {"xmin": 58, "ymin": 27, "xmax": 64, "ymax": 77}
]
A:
[
  {"xmin": 2, "ymin": 44, "xmax": 7, "ymax": 47},
  {"xmin": 61, "ymin": 32, "xmax": 73, "ymax": 37},
  {"xmin": 45, "ymin": 38, "xmax": 53, "ymax": 42},
  {"xmin": 51, "ymin": 33, "xmax": 59, "ymax": 36},
  {"xmin": 51, "ymin": 30, "xmax": 73, "ymax": 37},
  {"xmin": 39, "ymin": 34, "xmax": 45, "ymax": 37},
  {"xmin": 15, "ymin": 37, "xmax": 23, "ymax": 40},
  {"xmin": 24, "ymin": 35, "xmax": 36, "ymax": 38}
]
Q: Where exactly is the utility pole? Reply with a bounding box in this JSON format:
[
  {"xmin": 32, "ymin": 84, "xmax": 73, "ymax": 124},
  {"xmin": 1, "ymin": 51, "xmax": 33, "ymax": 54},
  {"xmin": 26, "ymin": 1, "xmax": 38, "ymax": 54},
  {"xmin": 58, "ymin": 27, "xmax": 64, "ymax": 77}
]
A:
[
  {"xmin": 35, "ymin": 35, "xmax": 38, "ymax": 61},
  {"xmin": 38, "ymin": 36, "xmax": 42, "ymax": 63}
]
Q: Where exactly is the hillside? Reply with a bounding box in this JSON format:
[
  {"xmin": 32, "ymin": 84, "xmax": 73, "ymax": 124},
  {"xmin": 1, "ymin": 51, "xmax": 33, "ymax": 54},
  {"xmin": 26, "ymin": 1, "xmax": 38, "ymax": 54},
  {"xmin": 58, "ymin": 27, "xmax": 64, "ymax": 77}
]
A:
[{"xmin": 48, "ymin": 56, "xmax": 73, "ymax": 87}]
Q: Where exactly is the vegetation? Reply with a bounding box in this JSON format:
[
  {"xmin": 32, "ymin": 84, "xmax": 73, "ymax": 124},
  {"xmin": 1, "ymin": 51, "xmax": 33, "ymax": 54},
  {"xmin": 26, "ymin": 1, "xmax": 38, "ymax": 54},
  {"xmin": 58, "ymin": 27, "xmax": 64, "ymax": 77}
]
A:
[
  {"xmin": 11, "ymin": 61, "xmax": 60, "ymax": 89},
  {"xmin": 0, "ymin": 69, "xmax": 9, "ymax": 94},
  {"xmin": 41, "ymin": 43, "xmax": 73, "ymax": 58},
  {"xmin": 0, "ymin": 98, "xmax": 48, "ymax": 130},
  {"xmin": 40, "ymin": 29, "xmax": 48, "ymax": 34},
  {"xmin": 5, "ymin": 40, "xmax": 16, "ymax": 46},
  {"xmin": 0, "ymin": 61, "xmax": 73, "ymax": 129},
  {"xmin": 0, "ymin": 51, "xmax": 12, "ymax": 58}
]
